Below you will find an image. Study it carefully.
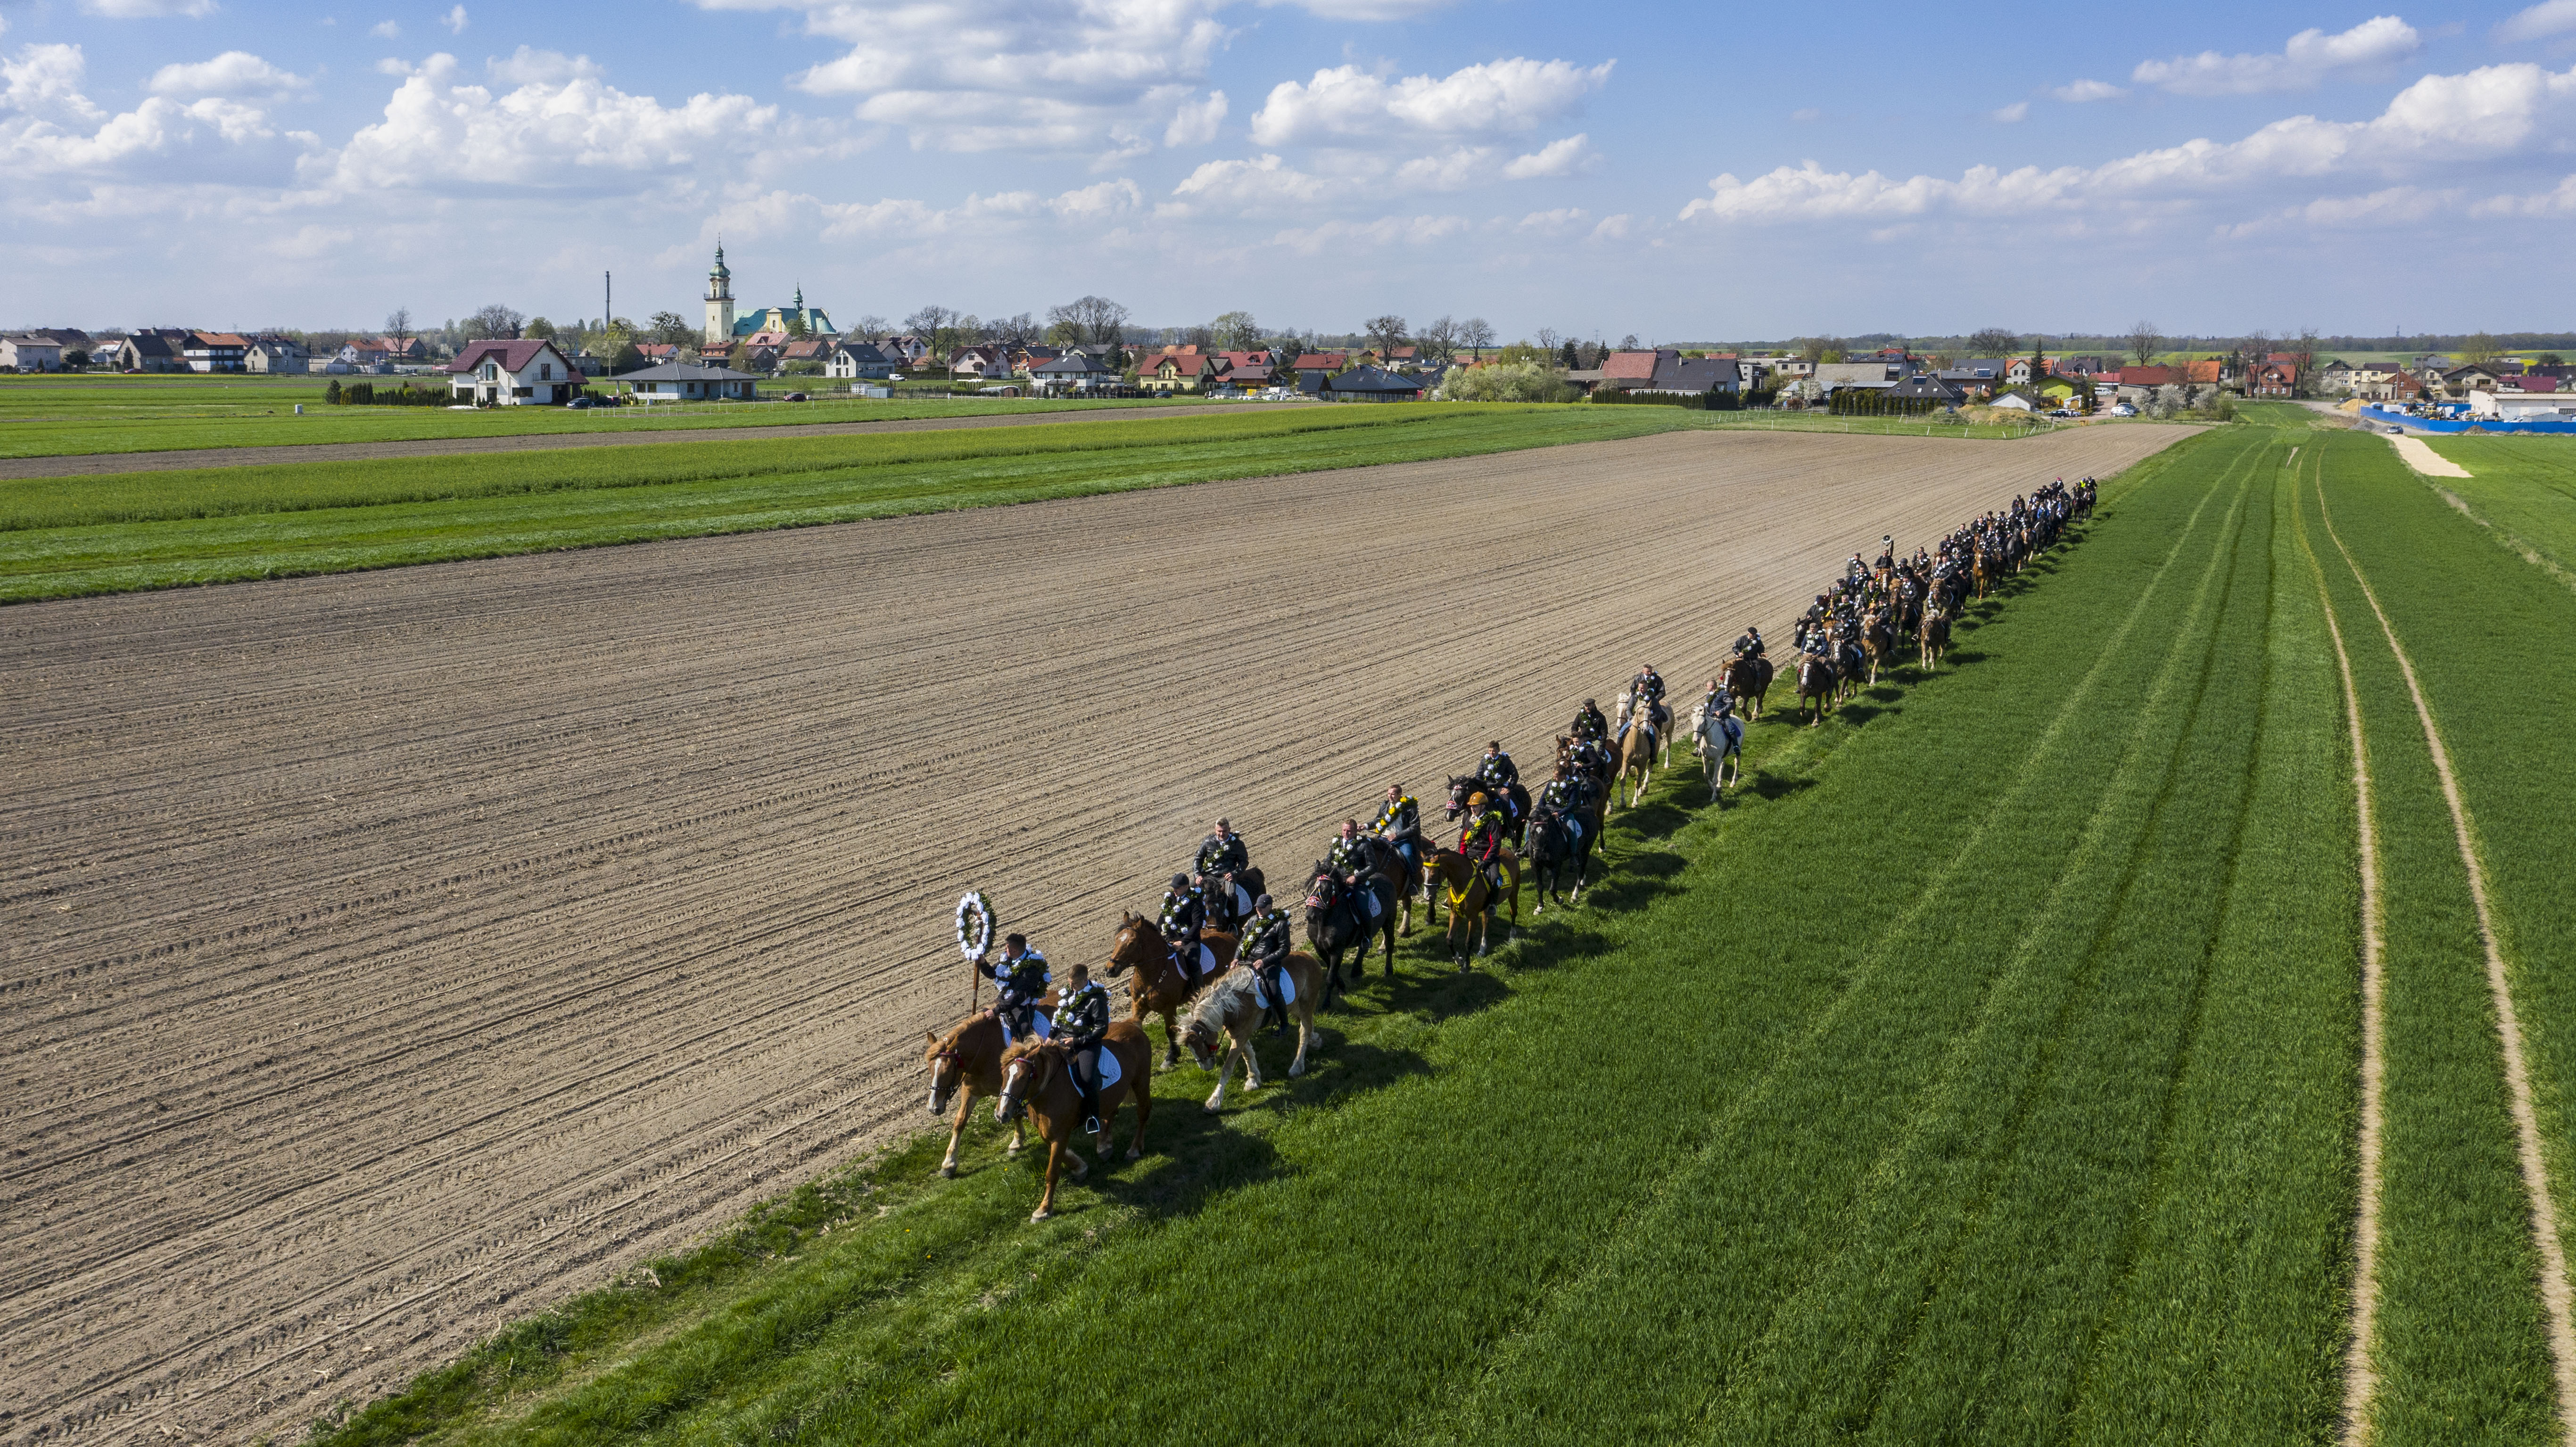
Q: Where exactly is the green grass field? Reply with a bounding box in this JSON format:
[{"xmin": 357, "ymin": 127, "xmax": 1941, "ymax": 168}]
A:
[
  {"xmin": 314, "ymin": 417, "xmax": 2576, "ymax": 1446},
  {"xmin": 0, "ymin": 406, "xmax": 1708, "ymax": 602},
  {"xmin": 0, "ymin": 374, "xmax": 1210, "ymax": 457},
  {"xmin": 2420, "ymin": 436, "xmax": 2576, "ymax": 584}
]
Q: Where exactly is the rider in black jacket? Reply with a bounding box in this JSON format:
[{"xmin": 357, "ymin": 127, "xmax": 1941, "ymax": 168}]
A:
[
  {"xmin": 975, "ymin": 934, "xmax": 1050, "ymax": 1040},
  {"xmin": 1050, "ymin": 962, "xmax": 1113, "ymax": 1134}
]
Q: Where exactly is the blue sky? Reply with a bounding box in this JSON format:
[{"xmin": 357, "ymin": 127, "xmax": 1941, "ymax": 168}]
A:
[{"xmin": 4, "ymin": 0, "xmax": 2573, "ymax": 340}]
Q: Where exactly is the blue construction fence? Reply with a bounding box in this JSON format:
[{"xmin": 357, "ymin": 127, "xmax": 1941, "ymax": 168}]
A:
[{"xmin": 2361, "ymin": 403, "xmax": 2576, "ymax": 436}]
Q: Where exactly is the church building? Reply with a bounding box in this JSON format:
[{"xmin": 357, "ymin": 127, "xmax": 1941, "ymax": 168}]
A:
[{"xmin": 701, "ymin": 241, "xmax": 833, "ymax": 345}]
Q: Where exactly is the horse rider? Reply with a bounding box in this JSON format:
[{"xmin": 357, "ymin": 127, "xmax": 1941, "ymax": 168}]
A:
[
  {"xmin": 1460, "ymin": 790, "xmax": 1511, "ymax": 907},
  {"xmin": 1370, "ymin": 784, "xmax": 1422, "ymax": 871},
  {"xmin": 1620, "ymin": 663, "xmax": 1668, "ymax": 741},
  {"xmin": 1158, "ymin": 872, "xmax": 1205, "ymax": 976},
  {"xmin": 1536, "ymin": 765, "xmax": 1581, "ymax": 829},
  {"xmin": 1730, "ymin": 626, "xmax": 1766, "ymax": 661},
  {"xmin": 1569, "ymin": 698, "xmax": 1609, "ymax": 744},
  {"xmin": 1327, "ymin": 818, "xmax": 1382, "ymax": 918},
  {"xmin": 1478, "ymin": 740, "xmax": 1519, "ymax": 794},
  {"xmin": 1238, "ymin": 893, "xmax": 1293, "ymax": 1033},
  {"xmin": 1874, "ymin": 534, "xmax": 1896, "ymax": 574},
  {"xmin": 1049, "ymin": 960, "xmax": 1113, "ymax": 1135},
  {"xmin": 975, "ymin": 932, "xmax": 1050, "ymax": 1042},
  {"xmin": 1195, "ymin": 817, "xmax": 1250, "ymax": 917}
]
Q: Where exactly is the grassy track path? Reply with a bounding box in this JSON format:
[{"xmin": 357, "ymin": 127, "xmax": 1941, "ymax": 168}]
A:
[{"xmin": 2306, "ymin": 431, "xmax": 2576, "ymax": 1445}]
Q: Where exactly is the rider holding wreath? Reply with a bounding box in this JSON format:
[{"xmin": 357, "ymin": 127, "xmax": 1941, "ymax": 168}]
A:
[{"xmin": 975, "ymin": 933, "xmax": 1049, "ymax": 1041}]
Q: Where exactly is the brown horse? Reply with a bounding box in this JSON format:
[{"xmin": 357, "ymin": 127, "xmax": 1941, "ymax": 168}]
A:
[
  {"xmin": 1920, "ymin": 608, "xmax": 1952, "ymax": 671},
  {"xmin": 1723, "ymin": 653, "xmax": 1774, "ymax": 718},
  {"xmin": 1423, "ymin": 846, "xmax": 1518, "ymax": 965},
  {"xmin": 1796, "ymin": 650, "xmax": 1836, "ymax": 725},
  {"xmin": 1860, "ymin": 610, "xmax": 1898, "ymax": 685},
  {"xmin": 1105, "ymin": 914, "xmax": 1237, "ymax": 1067},
  {"xmin": 994, "ymin": 1023, "xmax": 1153, "ymax": 1221},
  {"xmin": 923, "ymin": 1010, "xmax": 1031, "ymax": 1178},
  {"xmin": 1178, "ymin": 957, "xmax": 1326, "ymax": 1110},
  {"xmin": 1616, "ymin": 712, "xmax": 1659, "ymax": 806}
]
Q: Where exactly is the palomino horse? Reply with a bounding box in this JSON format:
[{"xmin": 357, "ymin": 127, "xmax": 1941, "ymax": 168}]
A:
[
  {"xmin": 1303, "ymin": 862, "xmax": 1398, "ymax": 994},
  {"xmin": 1920, "ymin": 608, "xmax": 1953, "ymax": 671},
  {"xmin": 1693, "ymin": 698, "xmax": 1744, "ymax": 797},
  {"xmin": 1796, "ymin": 649, "xmax": 1836, "ymax": 726},
  {"xmin": 1422, "ymin": 847, "xmax": 1517, "ymax": 965},
  {"xmin": 1178, "ymin": 957, "xmax": 1325, "ymax": 1110},
  {"xmin": 1615, "ymin": 710, "xmax": 1659, "ymax": 806},
  {"xmin": 923, "ymin": 1011, "xmax": 1030, "ymax": 1178},
  {"xmin": 1616, "ymin": 689, "xmax": 1676, "ymax": 768},
  {"xmin": 1724, "ymin": 653, "xmax": 1774, "ymax": 718},
  {"xmin": 994, "ymin": 1022, "xmax": 1153, "ymax": 1222},
  {"xmin": 1105, "ymin": 914, "xmax": 1237, "ymax": 1068}
]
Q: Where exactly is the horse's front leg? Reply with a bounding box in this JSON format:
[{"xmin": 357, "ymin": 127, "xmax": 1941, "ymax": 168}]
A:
[
  {"xmin": 1289, "ymin": 1009, "xmax": 1313, "ymax": 1077},
  {"xmin": 1033, "ymin": 1140, "xmax": 1062, "ymax": 1222},
  {"xmin": 941, "ymin": 1091, "xmax": 976, "ymax": 1177},
  {"xmin": 1159, "ymin": 1006, "xmax": 1181, "ymax": 1067},
  {"xmin": 1241, "ymin": 1029, "xmax": 1266, "ymax": 1090}
]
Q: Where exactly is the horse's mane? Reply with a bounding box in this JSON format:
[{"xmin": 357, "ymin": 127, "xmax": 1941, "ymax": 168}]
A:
[{"xmin": 999, "ymin": 1036, "xmax": 1057, "ymax": 1067}]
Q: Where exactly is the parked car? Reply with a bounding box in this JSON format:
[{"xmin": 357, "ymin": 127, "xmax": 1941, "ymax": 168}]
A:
[
  {"xmin": 566, "ymin": 396, "xmax": 602, "ymax": 410},
  {"xmin": 782, "ymin": 391, "xmax": 809, "ymax": 402}
]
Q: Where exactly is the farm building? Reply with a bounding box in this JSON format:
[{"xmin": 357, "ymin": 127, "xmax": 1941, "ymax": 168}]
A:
[{"xmin": 621, "ymin": 360, "xmax": 758, "ymax": 402}]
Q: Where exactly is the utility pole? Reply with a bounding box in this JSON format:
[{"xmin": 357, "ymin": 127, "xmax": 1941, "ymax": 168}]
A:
[{"xmin": 604, "ymin": 271, "xmax": 612, "ymax": 335}]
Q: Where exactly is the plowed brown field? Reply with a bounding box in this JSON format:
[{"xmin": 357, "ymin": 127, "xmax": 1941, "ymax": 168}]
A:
[{"xmin": 0, "ymin": 423, "xmax": 2192, "ymax": 1445}]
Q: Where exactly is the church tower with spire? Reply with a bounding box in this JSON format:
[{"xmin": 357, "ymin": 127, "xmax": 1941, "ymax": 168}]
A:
[{"xmin": 702, "ymin": 239, "xmax": 735, "ymax": 346}]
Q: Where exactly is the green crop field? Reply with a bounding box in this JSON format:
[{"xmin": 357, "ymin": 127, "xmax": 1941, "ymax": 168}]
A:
[
  {"xmin": 302, "ymin": 412, "xmax": 2576, "ymax": 1447},
  {"xmin": 0, "ymin": 374, "xmax": 1210, "ymax": 457},
  {"xmin": 0, "ymin": 405, "xmax": 1811, "ymax": 603},
  {"xmin": 2419, "ymin": 436, "xmax": 2576, "ymax": 583}
]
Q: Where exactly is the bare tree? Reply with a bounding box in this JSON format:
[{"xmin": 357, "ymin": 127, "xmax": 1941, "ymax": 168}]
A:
[
  {"xmin": 648, "ymin": 311, "xmax": 694, "ymax": 346},
  {"xmin": 2126, "ymin": 320, "xmax": 2163, "ymax": 367},
  {"xmin": 857, "ymin": 313, "xmax": 889, "ymax": 340},
  {"xmin": 1416, "ymin": 315, "xmax": 1460, "ymax": 368},
  {"xmin": 2289, "ymin": 327, "xmax": 2320, "ymax": 395},
  {"xmin": 1534, "ymin": 327, "xmax": 1561, "ymax": 354},
  {"xmin": 465, "ymin": 304, "xmax": 525, "ymax": 341},
  {"xmin": 384, "ymin": 307, "xmax": 413, "ymax": 347},
  {"xmin": 1362, "ymin": 314, "xmax": 1408, "ymax": 359},
  {"xmin": 1966, "ymin": 327, "xmax": 2019, "ymax": 359},
  {"xmin": 1047, "ymin": 295, "xmax": 1131, "ymax": 347}
]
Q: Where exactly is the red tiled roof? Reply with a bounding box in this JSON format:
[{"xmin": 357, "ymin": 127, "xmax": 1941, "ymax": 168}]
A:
[
  {"xmin": 1292, "ymin": 353, "xmax": 1347, "ymax": 370},
  {"xmin": 1601, "ymin": 349, "xmax": 1668, "ymax": 380}
]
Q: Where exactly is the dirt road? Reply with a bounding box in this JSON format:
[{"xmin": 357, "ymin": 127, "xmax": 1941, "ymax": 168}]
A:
[
  {"xmin": 0, "ymin": 403, "xmax": 1274, "ymax": 479},
  {"xmin": 0, "ymin": 425, "xmax": 2194, "ymax": 1444}
]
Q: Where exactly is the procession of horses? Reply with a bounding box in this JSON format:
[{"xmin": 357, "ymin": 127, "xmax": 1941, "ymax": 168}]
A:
[{"xmin": 924, "ymin": 477, "xmax": 2098, "ymax": 1220}]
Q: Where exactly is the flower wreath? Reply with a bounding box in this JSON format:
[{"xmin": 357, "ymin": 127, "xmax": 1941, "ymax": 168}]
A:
[{"xmin": 954, "ymin": 890, "xmax": 998, "ymax": 960}]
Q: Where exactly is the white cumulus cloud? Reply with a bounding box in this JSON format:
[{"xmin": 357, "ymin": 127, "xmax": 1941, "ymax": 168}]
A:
[
  {"xmin": 442, "ymin": 5, "xmax": 468, "ymax": 34},
  {"xmin": 1164, "ymin": 89, "xmax": 1225, "ymax": 146},
  {"xmin": 1501, "ymin": 133, "xmax": 1593, "ymax": 178},
  {"xmin": 2133, "ymin": 16, "xmax": 2420, "ymax": 96},
  {"xmin": 1991, "ymin": 101, "xmax": 2029, "ymax": 122},
  {"xmin": 1173, "ymin": 151, "xmax": 1333, "ymax": 206},
  {"xmin": 1249, "ymin": 58, "xmax": 1612, "ymax": 146},
  {"xmin": 371, "ymin": 19, "xmax": 401, "ymax": 39},
  {"xmin": 148, "ymin": 51, "xmax": 310, "ymax": 99},
  {"xmin": 311, "ymin": 53, "xmax": 781, "ymax": 192},
  {"xmin": 2497, "ymin": 0, "xmax": 2576, "ymax": 42},
  {"xmin": 79, "ymin": 0, "xmax": 219, "ymax": 16},
  {"xmin": 1683, "ymin": 58, "xmax": 2576, "ymax": 228},
  {"xmin": 2052, "ymin": 79, "xmax": 2125, "ymax": 102}
]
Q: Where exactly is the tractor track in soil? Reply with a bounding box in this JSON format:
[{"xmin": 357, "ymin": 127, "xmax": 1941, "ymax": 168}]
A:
[{"xmin": 0, "ymin": 424, "xmax": 2193, "ymax": 1446}]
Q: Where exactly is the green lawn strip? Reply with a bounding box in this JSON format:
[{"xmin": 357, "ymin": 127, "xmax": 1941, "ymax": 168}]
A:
[
  {"xmin": 0, "ymin": 405, "xmax": 1588, "ymax": 530},
  {"xmin": 304, "ymin": 709, "xmax": 1836, "ymax": 1447},
  {"xmin": 0, "ymin": 394, "xmax": 1212, "ymax": 458},
  {"xmin": 2059, "ymin": 450, "xmax": 2360, "ymax": 1445},
  {"xmin": 1860, "ymin": 441, "xmax": 2278, "ymax": 1441},
  {"xmin": 2418, "ymin": 436, "xmax": 2576, "ymax": 586},
  {"xmin": 2312, "ymin": 431, "xmax": 2576, "ymax": 1443},
  {"xmin": 0, "ymin": 408, "xmax": 1684, "ymax": 602},
  {"xmin": 1419, "ymin": 432, "xmax": 2276, "ymax": 1445}
]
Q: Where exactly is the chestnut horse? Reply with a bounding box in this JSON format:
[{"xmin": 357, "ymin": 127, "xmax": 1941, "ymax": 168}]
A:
[
  {"xmin": 1860, "ymin": 609, "xmax": 1899, "ymax": 685},
  {"xmin": 1616, "ymin": 712, "xmax": 1659, "ymax": 806},
  {"xmin": 922, "ymin": 1010, "xmax": 1030, "ymax": 1178},
  {"xmin": 994, "ymin": 1022, "xmax": 1153, "ymax": 1221},
  {"xmin": 1178, "ymin": 958, "xmax": 1325, "ymax": 1110},
  {"xmin": 1921, "ymin": 608, "xmax": 1953, "ymax": 671},
  {"xmin": 1105, "ymin": 914, "xmax": 1237, "ymax": 1068},
  {"xmin": 1423, "ymin": 846, "xmax": 1518, "ymax": 965}
]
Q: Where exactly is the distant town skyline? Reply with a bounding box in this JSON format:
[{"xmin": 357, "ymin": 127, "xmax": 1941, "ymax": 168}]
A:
[{"xmin": 4, "ymin": 2, "xmax": 2574, "ymax": 340}]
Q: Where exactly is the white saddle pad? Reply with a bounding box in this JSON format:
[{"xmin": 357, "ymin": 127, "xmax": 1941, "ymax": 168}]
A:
[
  {"xmin": 1002, "ymin": 1012, "xmax": 1052, "ymax": 1044},
  {"xmin": 1254, "ymin": 972, "xmax": 1296, "ymax": 1009},
  {"xmin": 1095, "ymin": 1049, "xmax": 1122, "ymax": 1089},
  {"xmin": 1197, "ymin": 943, "xmax": 1217, "ymax": 976},
  {"xmin": 1233, "ymin": 883, "xmax": 1253, "ymax": 915}
]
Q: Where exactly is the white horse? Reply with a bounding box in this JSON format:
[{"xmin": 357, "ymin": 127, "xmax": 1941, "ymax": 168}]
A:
[
  {"xmin": 1692, "ymin": 692, "xmax": 1744, "ymax": 797},
  {"xmin": 1177, "ymin": 959, "xmax": 1322, "ymax": 1111}
]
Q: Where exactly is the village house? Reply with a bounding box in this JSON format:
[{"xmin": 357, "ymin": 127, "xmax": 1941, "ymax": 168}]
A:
[
  {"xmin": 1320, "ymin": 364, "xmax": 1424, "ymax": 402},
  {"xmin": 619, "ymin": 360, "xmax": 756, "ymax": 403},
  {"xmin": 2248, "ymin": 362, "xmax": 2298, "ymax": 398},
  {"xmin": 104, "ymin": 332, "xmax": 184, "ymax": 372},
  {"xmin": 0, "ymin": 334, "xmax": 65, "ymax": 371},
  {"xmin": 1140, "ymin": 350, "xmax": 1227, "ymax": 394},
  {"xmin": 1634, "ymin": 354, "xmax": 1741, "ymax": 401},
  {"xmin": 1030, "ymin": 350, "xmax": 1118, "ymax": 396},
  {"xmin": 446, "ymin": 339, "xmax": 586, "ymax": 405},
  {"xmin": 183, "ymin": 331, "xmax": 250, "ymax": 373},
  {"xmin": 244, "ymin": 337, "xmax": 308, "ymax": 374},
  {"xmin": 947, "ymin": 344, "xmax": 1011, "ymax": 378},
  {"xmin": 1290, "ymin": 352, "xmax": 1349, "ymax": 394},
  {"xmin": 826, "ymin": 341, "xmax": 897, "ymax": 380}
]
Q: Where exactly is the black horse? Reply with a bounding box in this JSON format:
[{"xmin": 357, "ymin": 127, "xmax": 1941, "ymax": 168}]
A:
[
  {"xmin": 1443, "ymin": 774, "xmax": 1531, "ymax": 847},
  {"xmin": 1303, "ymin": 861, "xmax": 1398, "ymax": 997},
  {"xmin": 1198, "ymin": 865, "xmax": 1267, "ymax": 933},
  {"xmin": 1520, "ymin": 802, "xmax": 1594, "ymax": 912}
]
